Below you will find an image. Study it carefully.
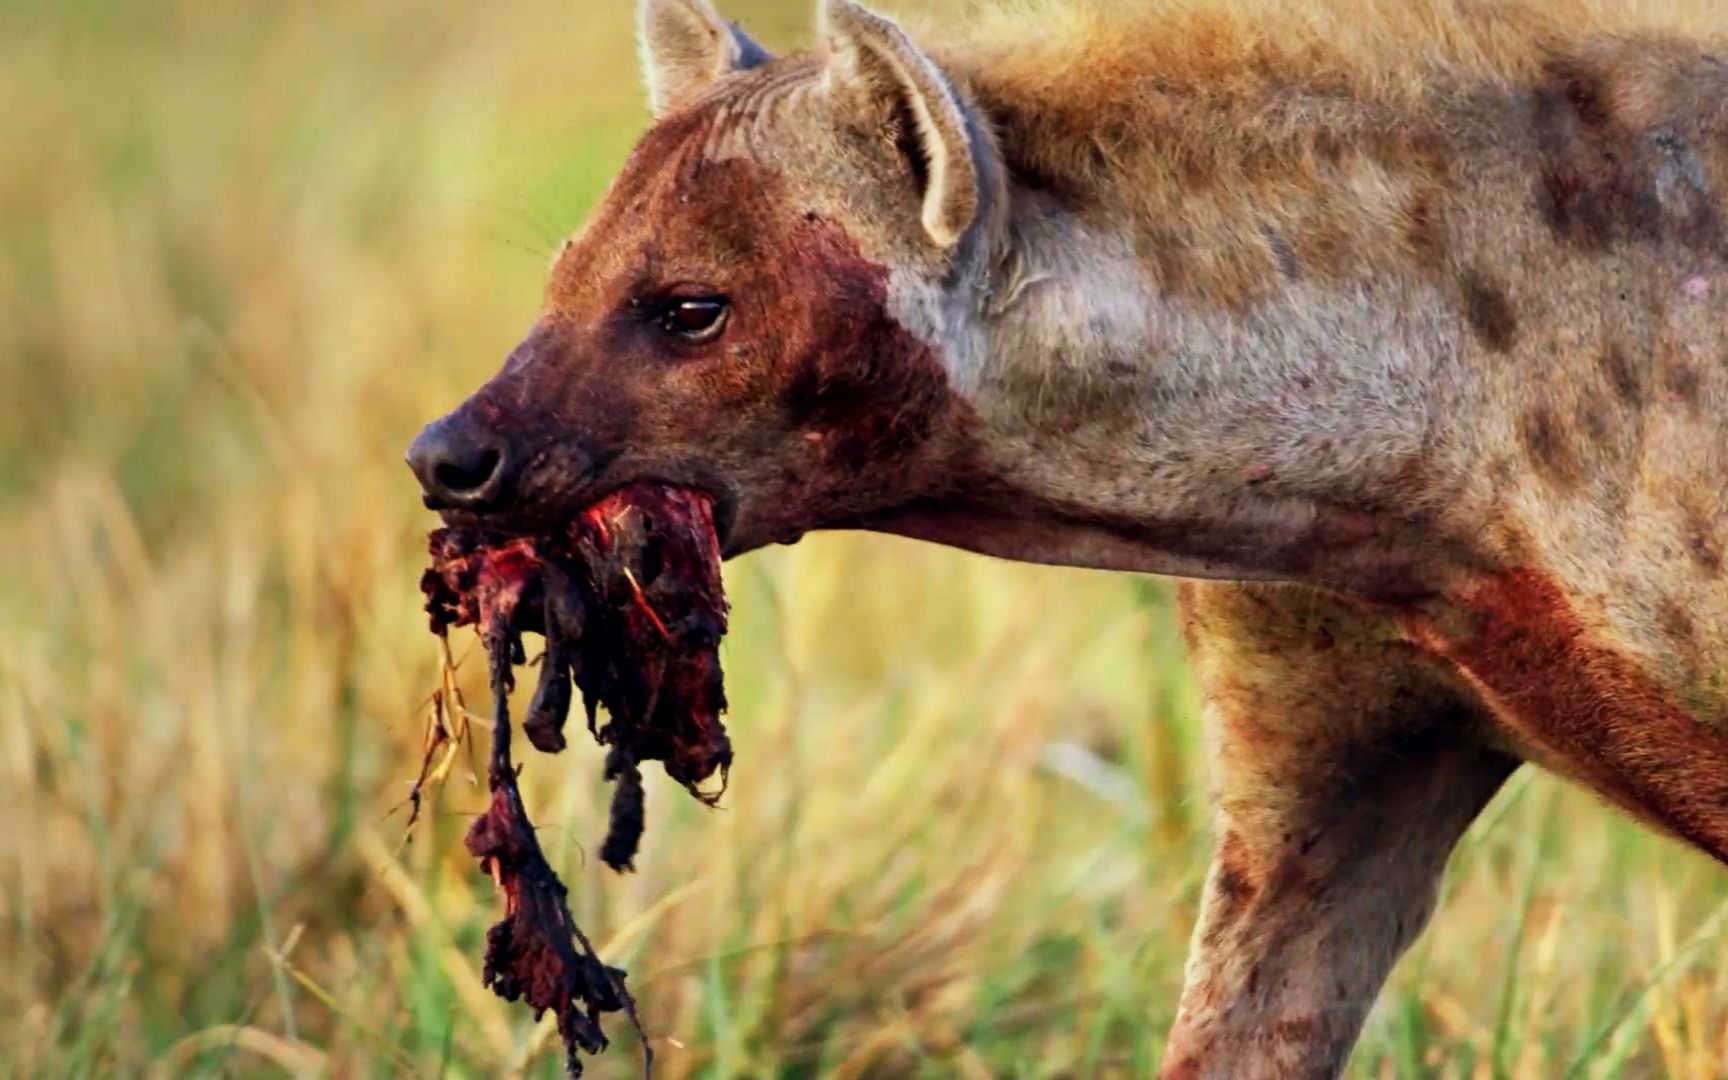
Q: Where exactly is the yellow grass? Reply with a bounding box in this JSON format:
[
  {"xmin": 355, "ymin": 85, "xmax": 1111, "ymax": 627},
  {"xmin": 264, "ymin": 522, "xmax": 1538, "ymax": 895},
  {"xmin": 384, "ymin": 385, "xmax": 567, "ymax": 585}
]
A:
[{"xmin": 3, "ymin": 1, "xmax": 1726, "ymax": 1076}]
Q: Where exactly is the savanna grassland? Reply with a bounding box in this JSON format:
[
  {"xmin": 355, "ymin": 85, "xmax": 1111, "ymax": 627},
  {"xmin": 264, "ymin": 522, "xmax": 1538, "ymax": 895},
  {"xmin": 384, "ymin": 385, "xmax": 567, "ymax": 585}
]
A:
[{"xmin": 5, "ymin": 1, "xmax": 1728, "ymax": 1076}]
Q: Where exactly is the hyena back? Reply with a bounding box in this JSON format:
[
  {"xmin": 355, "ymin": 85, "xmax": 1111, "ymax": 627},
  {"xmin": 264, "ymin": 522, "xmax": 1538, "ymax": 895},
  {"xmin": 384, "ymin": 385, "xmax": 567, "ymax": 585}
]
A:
[{"xmin": 405, "ymin": 1, "xmax": 1728, "ymax": 1075}]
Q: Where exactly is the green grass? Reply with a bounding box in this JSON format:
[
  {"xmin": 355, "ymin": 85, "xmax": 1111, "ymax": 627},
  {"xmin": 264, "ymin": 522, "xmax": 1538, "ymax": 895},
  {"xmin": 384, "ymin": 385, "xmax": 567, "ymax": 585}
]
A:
[{"xmin": 3, "ymin": 1, "xmax": 1727, "ymax": 1077}]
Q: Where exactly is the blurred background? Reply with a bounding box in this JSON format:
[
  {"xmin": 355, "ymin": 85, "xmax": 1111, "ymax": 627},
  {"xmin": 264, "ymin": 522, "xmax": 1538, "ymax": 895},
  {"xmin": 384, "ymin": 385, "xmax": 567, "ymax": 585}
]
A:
[{"xmin": 4, "ymin": 0, "xmax": 1728, "ymax": 1076}]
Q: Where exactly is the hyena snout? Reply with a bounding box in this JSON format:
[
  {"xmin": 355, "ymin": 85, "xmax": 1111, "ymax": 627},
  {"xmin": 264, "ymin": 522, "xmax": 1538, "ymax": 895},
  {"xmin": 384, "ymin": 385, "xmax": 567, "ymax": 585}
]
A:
[{"xmin": 406, "ymin": 411, "xmax": 516, "ymax": 513}]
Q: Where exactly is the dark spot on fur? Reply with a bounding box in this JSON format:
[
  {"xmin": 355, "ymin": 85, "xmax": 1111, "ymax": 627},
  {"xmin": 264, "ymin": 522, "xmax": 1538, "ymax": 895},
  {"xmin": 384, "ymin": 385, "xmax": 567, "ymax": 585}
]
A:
[
  {"xmin": 1213, "ymin": 863, "xmax": 1256, "ymax": 906},
  {"xmin": 1599, "ymin": 343, "xmax": 1644, "ymax": 408},
  {"xmin": 1313, "ymin": 129, "xmax": 1345, "ymax": 167},
  {"xmin": 1490, "ymin": 518, "xmax": 1537, "ymax": 565},
  {"xmin": 1404, "ymin": 190, "xmax": 1446, "ymax": 269},
  {"xmin": 1577, "ymin": 390, "xmax": 1614, "ymax": 446},
  {"xmin": 1554, "ymin": 59, "xmax": 1614, "ymax": 128},
  {"xmin": 1266, "ymin": 230, "xmax": 1299, "ymax": 280},
  {"xmin": 1521, "ymin": 405, "xmax": 1583, "ymax": 490},
  {"xmin": 1273, "ymin": 1017, "xmax": 1318, "ymax": 1044},
  {"xmin": 1530, "ymin": 59, "xmax": 1667, "ymax": 250},
  {"xmin": 1666, "ymin": 362, "xmax": 1702, "ymax": 408},
  {"xmin": 1658, "ymin": 597, "xmax": 1697, "ymax": 646},
  {"xmin": 1460, "ymin": 270, "xmax": 1519, "ymax": 352},
  {"xmin": 1652, "ymin": 131, "xmax": 1726, "ymax": 253},
  {"xmin": 1489, "ymin": 455, "xmax": 1518, "ymax": 492},
  {"xmin": 1683, "ymin": 502, "xmax": 1723, "ymax": 575},
  {"xmin": 1212, "ymin": 833, "xmax": 1259, "ymax": 907}
]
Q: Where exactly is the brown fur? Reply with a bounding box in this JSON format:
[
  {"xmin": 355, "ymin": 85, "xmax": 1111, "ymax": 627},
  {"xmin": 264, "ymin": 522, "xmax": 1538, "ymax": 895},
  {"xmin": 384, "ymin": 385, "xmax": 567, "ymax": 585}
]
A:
[
  {"xmin": 925, "ymin": 2, "xmax": 1724, "ymax": 302},
  {"xmin": 408, "ymin": 2, "xmax": 1728, "ymax": 1075},
  {"xmin": 433, "ymin": 94, "xmax": 976, "ymax": 551}
]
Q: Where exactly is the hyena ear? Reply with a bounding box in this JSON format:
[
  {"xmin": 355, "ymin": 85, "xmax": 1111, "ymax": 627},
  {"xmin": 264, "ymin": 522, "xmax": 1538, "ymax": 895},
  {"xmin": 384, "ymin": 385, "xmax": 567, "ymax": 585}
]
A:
[
  {"xmin": 638, "ymin": 0, "xmax": 773, "ymax": 118},
  {"xmin": 819, "ymin": 0, "xmax": 998, "ymax": 250}
]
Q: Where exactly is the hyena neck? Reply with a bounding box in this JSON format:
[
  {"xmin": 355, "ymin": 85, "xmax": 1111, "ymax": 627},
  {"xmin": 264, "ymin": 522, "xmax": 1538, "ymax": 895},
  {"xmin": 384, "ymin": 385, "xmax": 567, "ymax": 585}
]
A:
[{"xmin": 875, "ymin": 188, "xmax": 1484, "ymax": 600}]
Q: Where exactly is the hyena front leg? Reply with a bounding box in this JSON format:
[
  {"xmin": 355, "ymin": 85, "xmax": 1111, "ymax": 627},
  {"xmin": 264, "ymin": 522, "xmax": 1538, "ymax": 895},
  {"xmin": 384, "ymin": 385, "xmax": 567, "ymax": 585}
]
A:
[{"xmin": 1161, "ymin": 583, "xmax": 1517, "ymax": 1080}]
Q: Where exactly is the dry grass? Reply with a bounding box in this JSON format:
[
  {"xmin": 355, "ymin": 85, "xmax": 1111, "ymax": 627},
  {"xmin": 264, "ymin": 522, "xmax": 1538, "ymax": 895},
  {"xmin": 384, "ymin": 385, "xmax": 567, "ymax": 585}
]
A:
[{"xmin": 3, "ymin": 1, "xmax": 1727, "ymax": 1077}]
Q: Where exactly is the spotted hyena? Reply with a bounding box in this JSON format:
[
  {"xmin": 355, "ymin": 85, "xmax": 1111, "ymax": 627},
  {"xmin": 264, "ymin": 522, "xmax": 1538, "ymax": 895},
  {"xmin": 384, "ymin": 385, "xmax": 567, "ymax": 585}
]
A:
[{"xmin": 407, "ymin": 0, "xmax": 1728, "ymax": 1074}]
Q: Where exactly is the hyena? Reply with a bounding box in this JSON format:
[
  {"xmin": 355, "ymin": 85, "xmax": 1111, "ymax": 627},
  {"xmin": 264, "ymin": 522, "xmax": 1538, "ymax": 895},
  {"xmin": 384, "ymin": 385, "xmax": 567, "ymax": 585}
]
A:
[{"xmin": 407, "ymin": 0, "xmax": 1728, "ymax": 1073}]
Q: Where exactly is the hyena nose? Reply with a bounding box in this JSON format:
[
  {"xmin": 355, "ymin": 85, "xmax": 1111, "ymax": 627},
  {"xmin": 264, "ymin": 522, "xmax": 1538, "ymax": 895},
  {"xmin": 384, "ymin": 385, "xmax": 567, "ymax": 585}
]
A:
[{"xmin": 406, "ymin": 415, "xmax": 514, "ymax": 512}]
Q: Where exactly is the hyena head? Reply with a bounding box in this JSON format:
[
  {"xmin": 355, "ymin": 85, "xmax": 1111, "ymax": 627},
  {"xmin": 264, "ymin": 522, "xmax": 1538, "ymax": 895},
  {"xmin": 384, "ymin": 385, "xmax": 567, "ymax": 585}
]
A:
[{"xmin": 407, "ymin": 0, "xmax": 1005, "ymax": 553}]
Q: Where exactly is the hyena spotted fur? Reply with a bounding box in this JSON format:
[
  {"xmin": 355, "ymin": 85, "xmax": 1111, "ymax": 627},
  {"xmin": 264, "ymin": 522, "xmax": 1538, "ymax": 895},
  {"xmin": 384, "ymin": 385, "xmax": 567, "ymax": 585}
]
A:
[{"xmin": 406, "ymin": 0, "xmax": 1728, "ymax": 1074}]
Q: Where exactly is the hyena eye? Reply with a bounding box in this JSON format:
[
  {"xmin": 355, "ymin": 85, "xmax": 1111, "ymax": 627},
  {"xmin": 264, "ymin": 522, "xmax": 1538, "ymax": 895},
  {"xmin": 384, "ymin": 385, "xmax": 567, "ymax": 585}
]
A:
[{"xmin": 660, "ymin": 298, "xmax": 729, "ymax": 343}]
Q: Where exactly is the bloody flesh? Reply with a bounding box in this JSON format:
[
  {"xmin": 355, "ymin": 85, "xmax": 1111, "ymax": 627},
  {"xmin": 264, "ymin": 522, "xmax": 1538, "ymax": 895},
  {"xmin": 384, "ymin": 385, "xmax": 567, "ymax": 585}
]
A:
[{"xmin": 419, "ymin": 484, "xmax": 732, "ymax": 1077}]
